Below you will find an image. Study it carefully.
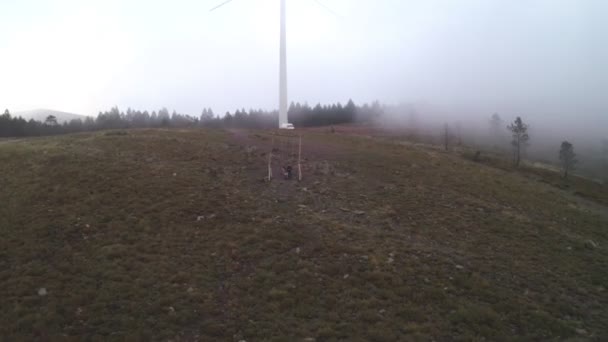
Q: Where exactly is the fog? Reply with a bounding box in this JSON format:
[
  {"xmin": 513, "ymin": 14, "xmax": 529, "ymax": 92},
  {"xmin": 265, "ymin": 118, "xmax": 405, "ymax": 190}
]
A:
[{"xmin": 1, "ymin": 1, "xmax": 606, "ymax": 140}]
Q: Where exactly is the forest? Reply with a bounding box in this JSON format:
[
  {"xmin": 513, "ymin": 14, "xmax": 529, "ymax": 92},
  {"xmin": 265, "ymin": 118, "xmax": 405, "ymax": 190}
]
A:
[{"xmin": 0, "ymin": 100, "xmax": 381, "ymax": 137}]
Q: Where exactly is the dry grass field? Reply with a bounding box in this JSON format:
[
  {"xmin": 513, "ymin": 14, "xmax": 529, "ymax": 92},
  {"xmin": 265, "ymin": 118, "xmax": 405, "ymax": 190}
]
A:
[{"xmin": 1, "ymin": 128, "xmax": 606, "ymax": 340}]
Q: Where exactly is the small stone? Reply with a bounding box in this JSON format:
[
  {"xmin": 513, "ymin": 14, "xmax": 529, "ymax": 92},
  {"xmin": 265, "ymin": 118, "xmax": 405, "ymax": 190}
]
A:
[
  {"xmin": 295, "ymin": 247, "xmax": 301, "ymax": 254},
  {"xmin": 173, "ymin": 173, "xmax": 177, "ymax": 177},
  {"xmin": 196, "ymin": 216, "xmax": 205, "ymax": 222},
  {"xmin": 353, "ymin": 210, "xmax": 365, "ymax": 216},
  {"xmin": 585, "ymin": 240, "xmax": 598, "ymax": 249},
  {"xmin": 343, "ymin": 274, "xmax": 349, "ymax": 279},
  {"xmin": 575, "ymin": 328, "xmax": 588, "ymax": 335},
  {"xmin": 187, "ymin": 287, "xmax": 194, "ymax": 293},
  {"xmin": 455, "ymin": 265, "xmax": 464, "ymax": 270},
  {"xmin": 387, "ymin": 257, "xmax": 394, "ymax": 264},
  {"xmin": 38, "ymin": 288, "xmax": 47, "ymax": 296}
]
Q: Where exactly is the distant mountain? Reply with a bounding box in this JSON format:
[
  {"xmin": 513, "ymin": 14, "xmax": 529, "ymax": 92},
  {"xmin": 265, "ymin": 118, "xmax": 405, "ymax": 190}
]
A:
[{"xmin": 12, "ymin": 109, "xmax": 90, "ymax": 124}]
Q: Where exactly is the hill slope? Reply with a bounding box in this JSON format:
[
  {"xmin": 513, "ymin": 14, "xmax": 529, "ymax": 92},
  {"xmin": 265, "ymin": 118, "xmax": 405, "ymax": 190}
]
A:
[
  {"xmin": 12, "ymin": 109, "xmax": 89, "ymax": 123},
  {"xmin": 0, "ymin": 129, "xmax": 606, "ymax": 340}
]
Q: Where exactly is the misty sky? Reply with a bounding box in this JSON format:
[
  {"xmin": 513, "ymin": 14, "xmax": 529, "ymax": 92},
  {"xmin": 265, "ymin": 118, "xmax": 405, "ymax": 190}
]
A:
[{"xmin": 1, "ymin": 0, "xmax": 606, "ymax": 125}]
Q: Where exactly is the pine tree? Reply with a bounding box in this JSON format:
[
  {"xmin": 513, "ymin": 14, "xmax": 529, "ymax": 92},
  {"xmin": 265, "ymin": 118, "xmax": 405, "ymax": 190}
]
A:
[
  {"xmin": 44, "ymin": 115, "xmax": 58, "ymax": 126},
  {"xmin": 489, "ymin": 113, "xmax": 503, "ymax": 135},
  {"xmin": 559, "ymin": 141, "xmax": 577, "ymax": 179},
  {"xmin": 507, "ymin": 117, "xmax": 529, "ymax": 167}
]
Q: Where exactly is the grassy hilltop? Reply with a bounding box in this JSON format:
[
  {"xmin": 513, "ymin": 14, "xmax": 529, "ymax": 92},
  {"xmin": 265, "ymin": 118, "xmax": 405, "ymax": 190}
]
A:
[{"xmin": 0, "ymin": 128, "xmax": 607, "ymax": 340}]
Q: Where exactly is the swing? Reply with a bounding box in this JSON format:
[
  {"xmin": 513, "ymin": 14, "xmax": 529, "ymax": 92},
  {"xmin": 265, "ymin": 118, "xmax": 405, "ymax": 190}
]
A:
[{"xmin": 267, "ymin": 132, "xmax": 302, "ymax": 182}]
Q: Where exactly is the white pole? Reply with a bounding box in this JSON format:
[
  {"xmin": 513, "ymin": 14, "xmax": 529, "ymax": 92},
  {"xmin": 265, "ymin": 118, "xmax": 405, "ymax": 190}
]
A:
[
  {"xmin": 268, "ymin": 151, "xmax": 273, "ymax": 181},
  {"xmin": 268, "ymin": 138, "xmax": 274, "ymax": 181},
  {"xmin": 298, "ymin": 135, "xmax": 302, "ymax": 181},
  {"xmin": 279, "ymin": 0, "xmax": 288, "ymax": 128}
]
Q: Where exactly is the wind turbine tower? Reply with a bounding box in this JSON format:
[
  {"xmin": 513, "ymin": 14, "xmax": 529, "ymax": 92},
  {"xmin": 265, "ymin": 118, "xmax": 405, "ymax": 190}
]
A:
[
  {"xmin": 211, "ymin": 0, "xmax": 336, "ymax": 129},
  {"xmin": 278, "ymin": 0, "xmax": 289, "ymax": 128}
]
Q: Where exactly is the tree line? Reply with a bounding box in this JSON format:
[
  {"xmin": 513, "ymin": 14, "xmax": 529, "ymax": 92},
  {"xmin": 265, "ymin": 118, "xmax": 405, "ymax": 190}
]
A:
[
  {"xmin": 442, "ymin": 113, "xmax": 580, "ymax": 179},
  {"xmin": 489, "ymin": 114, "xmax": 577, "ymax": 179},
  {"xmin": 1, "ymin": 104, "xmax": 599, "ymax": 180},
  {"xmin": 0, "ymin": 100, "xmax": 382, "ymax": 138}
]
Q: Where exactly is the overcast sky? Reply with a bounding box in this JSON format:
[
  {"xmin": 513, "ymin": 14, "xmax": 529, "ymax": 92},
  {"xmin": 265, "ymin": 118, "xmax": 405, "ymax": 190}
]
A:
[{"xmin": 1, "ymin": 0, "xmax": 606, "ymax": 124}]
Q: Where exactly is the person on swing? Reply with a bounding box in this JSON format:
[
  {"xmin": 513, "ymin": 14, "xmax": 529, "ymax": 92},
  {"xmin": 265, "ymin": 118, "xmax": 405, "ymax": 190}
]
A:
[{"xmin": 283, "ymin": 165, "xmax": 293, "ymax": 180}]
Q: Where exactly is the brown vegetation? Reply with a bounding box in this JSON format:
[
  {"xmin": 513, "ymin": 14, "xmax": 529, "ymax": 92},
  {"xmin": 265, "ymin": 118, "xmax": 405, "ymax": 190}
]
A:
[{"xmin": 0, "ymin": 128, "xmax": 606, "ymax": 340}]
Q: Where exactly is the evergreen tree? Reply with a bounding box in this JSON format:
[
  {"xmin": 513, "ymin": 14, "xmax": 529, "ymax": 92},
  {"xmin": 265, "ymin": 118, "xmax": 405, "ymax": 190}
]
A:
[
  {"xmin": 44, "ymin": 115, "xmax": 58, "ymax": 126},
  {"xmin": 507, "ymin": 117, "xmax": 530, "ymax": 167},
  {"xmin": 490, "ymin": 113, "xmax": 503, "ymax": 135},
  {"xmin": 559, "ymin": 141, "xmax": 577, "ymax": 179}
]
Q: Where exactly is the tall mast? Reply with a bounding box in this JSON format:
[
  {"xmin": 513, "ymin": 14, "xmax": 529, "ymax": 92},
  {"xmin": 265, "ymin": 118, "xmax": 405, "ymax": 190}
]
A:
[{"xmin": 279, "ymin": 0, "xmax": 288, "ymax": 127}]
